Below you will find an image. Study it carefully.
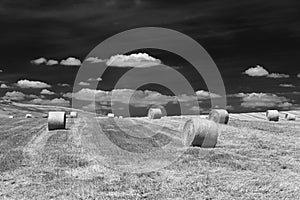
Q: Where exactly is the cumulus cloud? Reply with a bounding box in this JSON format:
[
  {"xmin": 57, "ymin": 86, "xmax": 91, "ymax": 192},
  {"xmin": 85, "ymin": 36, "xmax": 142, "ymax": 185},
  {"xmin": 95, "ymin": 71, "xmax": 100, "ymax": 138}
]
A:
[
  {"xmin": 267, "ymin": 73, "xmax": 290, "ymax": 78},
  {"xmin": 195, "ymin": 90, "xmax": 221, "ymax": 99},
  {"xmin": 279, "ymin": 84, "xmax": 295, "ymax": 88},
  {"xmin": 0, "ymin": 84, "xmax": 9, "ymax": 88},
  {"xmin": 106, "ymin": 53, "xmax": 161, "ymax": 68},
  {"xmin": 40, "ymin": 89, "xmax": 55, "ymax": 95},
  {"xmin": 30, "ymin": 98, "xmax": 70, "ymax": 106},
  {"xmin": 46, "ymin": 59, "xmax": 58, "ymax": 66},
  {"xmin": 238, "ymin": 93, "xmax": 292, "ymax": 108},
  {"xmin": 87, "ymin": 77, "xmax": 102, "ymax": 82},
  {"xmin": 85, "ymin": 57, "xmax": 106, "ymax": 63},
  {"xmin": 31, "ymin": 57, "xmax": 47, "ymax": 65},
  {"xmin": 57, "ymin": 83, "xmax": 70, "ymax": 87},
  {"xmin": 243, "ymin": 65, "xmax": 269, "ymax": 77},
  {"xmin": 60, "ymin": 57, "xmax": 81, "ymax": 66},
  {"xmin": 16, "ymin": 79, "xmax": 51, "ymax": 88},
  {"xmin": 78, "ymin": 81, "xmax": 90, "ymax": 86},
  {"xmin": 243, "ymin": 65, "xmax": 289, "ymax": 78},
  {"xmin": 2, "ymin": 91, "xmax": 26, "ymax": 101}
]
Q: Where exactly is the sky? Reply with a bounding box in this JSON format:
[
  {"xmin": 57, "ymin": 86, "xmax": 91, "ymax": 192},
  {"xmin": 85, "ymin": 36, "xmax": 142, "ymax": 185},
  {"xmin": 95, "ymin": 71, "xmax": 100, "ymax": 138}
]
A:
[{"xmin": 0, "ymin": 0, "xmax": 299, "ymax": 116}]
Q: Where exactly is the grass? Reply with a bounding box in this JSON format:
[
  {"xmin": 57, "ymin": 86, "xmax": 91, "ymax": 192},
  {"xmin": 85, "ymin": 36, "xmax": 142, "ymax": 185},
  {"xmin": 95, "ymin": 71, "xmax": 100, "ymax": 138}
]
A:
[{"xmin": 0, "ymin": 104, "xmax": 300, "ymax": 199}]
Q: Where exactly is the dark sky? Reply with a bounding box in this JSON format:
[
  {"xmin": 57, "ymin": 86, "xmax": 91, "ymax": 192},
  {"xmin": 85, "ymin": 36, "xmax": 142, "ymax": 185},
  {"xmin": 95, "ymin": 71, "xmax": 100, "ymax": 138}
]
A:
[{"xmin": 0, "ymin": 0, "xmax": 299, "ymax": 115}]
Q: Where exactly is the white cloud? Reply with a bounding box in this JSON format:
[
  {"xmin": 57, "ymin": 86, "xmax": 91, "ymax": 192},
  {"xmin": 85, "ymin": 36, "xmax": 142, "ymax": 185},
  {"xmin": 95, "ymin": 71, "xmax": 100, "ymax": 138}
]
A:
[
  {"xmin": 0, "ymin": 84, "xmax": 9, "ymax": 88},
  {"xmin": 243, "ymin": 65, "xmax": 269, "ymax": 77},
  {"xmin": 297, "ymin": 73, "xmax": 300, "ymax": 78},
  {"xmin": 62, "ymin": 92, "xmax": 73, "ymax": 99},
  {"xmin": 17, "ymin": 79, "xmax": 51, "ymax": 88},
  {"xmin": 87, "ymin": 77, "xmax": 102, "ymax": 82},
  {"xmin": 31, "ymin": 57, "xmax": 47, "ymax": 65},
  {"xmin": 0, "ymin": 69, "xmax": 3, "ymax": 73},
  {"xmin": 46, "ymin": 59, "xmax": 58, "ymax": 66},
  {"xmin": 57, "ymin": 83, "xmax": 70, "ymax": 87},
  {"xmin": 85, "ymin": 57, "xmax": 106, "ymax": 63},
  {"xmin": 195, "ymin": 90, "xmax": 221, "ymax": 99},
  {"xmin": 106, "ymin": 53, "xmax": 161, "ymax": 68},
  {"xmin": 267, "ymin": 73, "xmax": 290, "ymax": 78},
  {"xmin": 78, "ymin": 81, "xmax": 90, "ymax": 86},
  {"xmin": 60, "ymin": 57, "xmax": 81, "ymax": 66},
  {"xmin": 2, "ymin": 91, "xmax": 26, "ymax": 101},
  {"xmin": 279, "ymin": 84, "xmax": 295, "ymax": 88},
  {"xmin": 40, "ymin": 89, "xmax": 55, "ymax": 95},
  {"xmin": 239, "ymin": 93, "xmax": 292, "ymax": 108},
  {"xmin": 30, "ymin": 98, "xmax": 70, "ymax": 106}
]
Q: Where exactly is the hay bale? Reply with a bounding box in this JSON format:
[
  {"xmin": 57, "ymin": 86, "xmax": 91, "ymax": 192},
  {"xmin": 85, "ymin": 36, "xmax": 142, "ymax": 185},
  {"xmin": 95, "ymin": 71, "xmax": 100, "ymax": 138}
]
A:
[
  {"xmin": 107, "ymin": 113, "xmax": 114, "ymax": 118},
  {"xmin": 70, "ymin": 111, "xmax": 78, "ymax": 118},
  {"xmin": 182, "ymin": 118, "xmax": 218, "ymax": 148},
  {"xmin": 285, "ymin": 113, "xmax": 296, "ymax": 121},
  {"xmin": 266, "ymin": 110, "xmax": 279, "ymax": 121},
  {"xmin": 148, "ymin": 108, "xmax": 162, "ymax": 119},
  {"xmin": 42, "ymin": 114, "xmax": 48, "ymax": 118},
  {"xmin": 119, "ymin": 116, "xmax": 123, "ymax": 119},
  {"xmin": 208, "ymin": 109, "xmax": 229, "ymax": 124},
  {"xmin": 48, "ymin": 111, "xmax": 66, "ymax": 131},
  {"xmin": 25, "ymin": 114, "xmax": 33, "ymax": 118},
  {"xmin": 9, "ymin": 115, "xmax": 14, "ymax": 119}
]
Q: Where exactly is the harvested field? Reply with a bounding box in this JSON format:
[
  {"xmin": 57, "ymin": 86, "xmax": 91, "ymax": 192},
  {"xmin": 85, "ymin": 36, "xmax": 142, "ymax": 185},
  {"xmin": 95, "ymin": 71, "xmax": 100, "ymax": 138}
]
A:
[{"xmin": 0, "ymin": 104, "xmax": 300, "ymax": 199}]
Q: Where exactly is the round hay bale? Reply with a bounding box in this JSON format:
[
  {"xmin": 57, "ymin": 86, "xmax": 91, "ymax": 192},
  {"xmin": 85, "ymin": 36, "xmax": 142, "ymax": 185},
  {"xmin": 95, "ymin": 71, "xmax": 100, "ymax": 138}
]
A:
[
  {"xmin": 148, "ymin": 108, "xmax": 162, "ymax": 119},
  {"xmin": 48, "ymin": 111, "xmax": 66, "ymax": 131},
  {"xmin": 25, "ymin": 114, "xmax": 33, "ymax": 118},
  {"xmin": 182, "ymin": 118, "xmax": 218, "ymax": 148},
  {"xmin": 9, "ymin": 115, "xmax": 14, "ymax": 119},
  {"xmin": 107, "ymin": 113, "xmax": 114, "ymax": 118},
  {"xmin": 285, "ymin": 113, "xmax": 296, "ymax": 121},
  {"xmin": 42, "ymin": 114, "xmax": 48, "ymax": 118},
  {"xmin": 266, "ymin": 110, "xmax": 279, "ymax": 121},
  {"xmin": 208, "ymin": 109, "xmax": 229, "ymax": 124},
  {"xmin": 70, "ymin": 111, "xmax": 78, "ymax": 118}
]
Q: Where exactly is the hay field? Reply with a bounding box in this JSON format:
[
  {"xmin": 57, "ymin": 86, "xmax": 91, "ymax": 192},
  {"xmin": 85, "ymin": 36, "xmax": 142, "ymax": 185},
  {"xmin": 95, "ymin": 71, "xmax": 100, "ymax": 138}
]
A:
[{"xmin": 0, "ymin": 103, "xmax": 300, "ymax": 199}]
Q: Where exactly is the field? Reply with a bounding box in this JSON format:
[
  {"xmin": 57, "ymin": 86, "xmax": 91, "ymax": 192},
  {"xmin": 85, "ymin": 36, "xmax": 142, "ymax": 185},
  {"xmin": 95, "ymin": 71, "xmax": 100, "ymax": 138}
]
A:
[{"xmin": 0, "ymin": 103, "xmax": 300, "ymax": 199}]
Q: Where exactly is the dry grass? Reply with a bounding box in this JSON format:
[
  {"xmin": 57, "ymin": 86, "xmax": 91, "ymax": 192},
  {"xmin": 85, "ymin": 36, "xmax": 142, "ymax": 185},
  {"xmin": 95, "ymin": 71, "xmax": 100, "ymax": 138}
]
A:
[{"xmin": 1, "ymin": 105, "xmax": 300, "ymax": 199}]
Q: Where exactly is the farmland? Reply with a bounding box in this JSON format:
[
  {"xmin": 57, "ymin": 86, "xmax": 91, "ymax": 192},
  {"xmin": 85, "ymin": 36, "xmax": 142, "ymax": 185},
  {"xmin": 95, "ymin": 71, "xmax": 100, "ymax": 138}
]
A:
[{"xmin": 0, "ymin": 103, "xmax": 300, "ymax": 199}]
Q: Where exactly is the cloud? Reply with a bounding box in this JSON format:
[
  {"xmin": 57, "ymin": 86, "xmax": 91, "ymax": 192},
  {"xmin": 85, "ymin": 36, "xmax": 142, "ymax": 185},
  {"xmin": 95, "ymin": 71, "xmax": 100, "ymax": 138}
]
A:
[
  {"xmin": 239, "ymin": 92, "xmax": 292, "ymax": 108},
  {"xmin": 60, "ymin": 57, "xmax": 81, "ymax": 66},
  {"xmin": 30, "ymin": 98, "xmax": 70, "ymax": 106},
  {"xmin": 0, "ymin": 84, "xmax": 9, "ymax": 88},
  {"xmin": 78, "ymin": 81, "xmax": 90, "ymax": 86},
  {"xmin": 16, "ymin": 79, "xmax": 51, "ymax": 88},
  {"xmin": 195, "ymin": 90, "xmax": 221, "ymax": 99},
  {"xmin": 46, "ymin": 59, "xmax": 58, "ymax": 66},
  {"xmin": 85, "ymin": 57, "xmax": 106, "ymax": 63},
  {"xmin": 267, "ymin": 73, "xmax": 290, "ymax": 78},
  {"xmin": 106, "ymin": 53, "xmax": 161, "ymax": 68},
  {"xmin": 243, "ymin": 65, "xmax": 289, "ymax": 78},
  {"xmin": 297, "ymin": 73, "xmax": 300, "ymax": 78},
  {"xmin": 2, "ymin": 91, "xmax": 26, "ymax": 101},
  {"xmin": 243, "ymin": 65, "xmax": 269, "ymax": 77},
  {"xmin": 279, "ymin": 84, "xmax": 295, "ymax": 88},
  {"xmin": 57, "ymin": 83, "xmax": 70, "ymax": 87},
  {"xmin": 0, "ymin": 69, "xmax": 3, "ymax": 73},
  {"xmin": 40, "ymin": 89, "xmax": 55, "ymax": 95},
  {"xmin": 31, "ymin": 57, "xmax": 47, "ymax": 65},
  {"xmin": 62, "ymin": 92, "xmax": 73, "ymax": 98},
  {"xmin": 87, "ymin": 77, "xmax": 102, "ymax": 82}
]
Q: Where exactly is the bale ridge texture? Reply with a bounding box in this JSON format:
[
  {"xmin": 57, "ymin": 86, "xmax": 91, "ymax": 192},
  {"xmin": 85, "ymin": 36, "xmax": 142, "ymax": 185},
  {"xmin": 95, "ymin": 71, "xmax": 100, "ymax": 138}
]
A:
[
  {"xmin": 182, "ymin": 118, "xmax": 218, "ymax": 148},
  {"xmin": 266, "ymin": 110, "xmax": 279, "ymax": 122},
  {"xmin": 148, "ymin": 108, "xmax": 162, "ymax": 119},
  {"xmin": 70, "ymin": 111, "xmax": 78, "ymax": 118},
  {"xmin": 48, "ymin": 111, "xmax": 66, "ymax": 131},
  {"xmin": 208, "ymin": 109, "xmax": 229, "ymax": 124},
  {"xmin": 285, "ymin": 113, "xmax": 296, "ymax": 121}
]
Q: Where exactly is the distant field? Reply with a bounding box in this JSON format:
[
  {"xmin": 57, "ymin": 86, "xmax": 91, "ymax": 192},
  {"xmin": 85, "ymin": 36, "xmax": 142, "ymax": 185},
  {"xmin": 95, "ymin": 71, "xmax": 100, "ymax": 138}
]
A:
[{"xmin": 0, "ymin": 103, "xmax": 300, "ymax": 199}]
